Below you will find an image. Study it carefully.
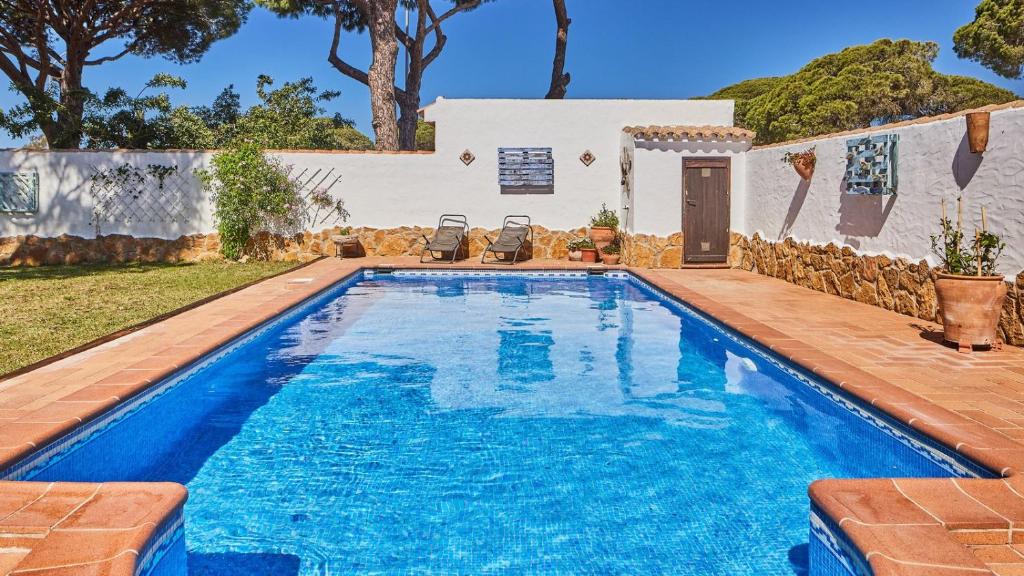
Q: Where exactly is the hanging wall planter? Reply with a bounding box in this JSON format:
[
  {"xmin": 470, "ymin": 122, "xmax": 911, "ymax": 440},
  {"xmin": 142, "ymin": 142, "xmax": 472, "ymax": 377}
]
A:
[
  {"xmin": 782, "ymin": 146, "xmax": 816, "ymax": 181},
  {"xmin": 965, "ymin": 111, "xmax": 990, "ymax": 154}
]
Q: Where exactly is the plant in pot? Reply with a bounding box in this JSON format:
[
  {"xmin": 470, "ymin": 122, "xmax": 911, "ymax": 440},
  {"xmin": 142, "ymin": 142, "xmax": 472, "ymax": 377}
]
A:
[
  {"xmin": 571, "ymin": 237, "xmax": 598, "ymax": 263},
  {"xmin": 600, "ymin": 234, "xmax": 622, "ymax": 265},
  {"xmin": 782, "ymin": 146, "xmax": 816, "ymax": 180},
  {"xmin": 566, "ymin": 237, "xmax": 587, "ymax": 261},
  {"xmin": 930, "ymin": 198, "xmax": 1007, "ymax": 352},
  {"xmin": 589, "ymin": 203, "xmax": 619, "ymax": 249}
]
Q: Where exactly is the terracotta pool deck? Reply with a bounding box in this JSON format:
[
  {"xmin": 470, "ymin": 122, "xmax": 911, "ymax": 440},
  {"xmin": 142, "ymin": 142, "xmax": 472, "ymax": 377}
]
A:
[{"xmin": 2, "ymin": 257, "xmax": 1024, "ymax": 574}]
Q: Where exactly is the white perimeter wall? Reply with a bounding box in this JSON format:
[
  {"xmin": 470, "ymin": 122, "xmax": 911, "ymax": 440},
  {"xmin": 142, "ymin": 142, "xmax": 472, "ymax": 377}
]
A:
[
  {"xmin": 742, "ymin": 105, "xmax": 1024, "ymax": 276},
  {"xmin": 0, "ymin": 98, "xmax": 734, "ymax": 239}
]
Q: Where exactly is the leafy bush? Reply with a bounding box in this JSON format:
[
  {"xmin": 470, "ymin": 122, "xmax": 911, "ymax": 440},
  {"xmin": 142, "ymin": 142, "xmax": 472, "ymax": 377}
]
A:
[
  {"xmin": 930, "ymin": 210, "xmax": 1005, "ymax": 276},
  {"xmin": 590, "ymin": 203, "xmax": 619, "ymax": 229},
  {"xmin": 601, "ymin": 233, "xmax": 622, "ymax": 254},
  {"xmin": 567, "ymin": 237, "xmax": 595, "ymax": 251},
  {"xmin": 197, "ymin": 143, "xmax": 300, "ymax": 259}
]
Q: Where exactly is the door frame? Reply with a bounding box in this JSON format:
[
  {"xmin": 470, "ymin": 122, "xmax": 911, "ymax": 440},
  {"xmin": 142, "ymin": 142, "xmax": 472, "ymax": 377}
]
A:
[{"xmin": 681, "ymin": 157, "xmax": 731, "ymax": 265}]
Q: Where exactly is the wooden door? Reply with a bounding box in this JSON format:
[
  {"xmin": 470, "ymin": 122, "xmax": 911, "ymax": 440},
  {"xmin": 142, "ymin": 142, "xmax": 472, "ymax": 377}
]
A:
[{"xmin": 682, "ymin": 158, "xmax": 730, "ymax": 264}]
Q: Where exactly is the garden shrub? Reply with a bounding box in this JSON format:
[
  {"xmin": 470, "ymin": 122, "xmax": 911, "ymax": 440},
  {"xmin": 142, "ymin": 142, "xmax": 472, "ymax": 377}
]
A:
[{"xmin": 197, "ymin": 142, "xmax": 299, "ymax": 259}]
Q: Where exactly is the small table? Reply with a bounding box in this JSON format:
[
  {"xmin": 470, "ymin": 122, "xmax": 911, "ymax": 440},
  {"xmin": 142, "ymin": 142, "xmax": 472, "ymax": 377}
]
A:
[{"xmin": 331, "ymin": 234, "xmax": 359, "ymax": 259}]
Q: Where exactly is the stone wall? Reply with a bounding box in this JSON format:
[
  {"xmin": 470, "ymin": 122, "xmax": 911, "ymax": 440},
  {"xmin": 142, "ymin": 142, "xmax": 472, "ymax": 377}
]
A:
[
  {"xmin": 730, "ymin": 234, "xmax": 1024, "ymax": 346},
  {"xmin": 0, "ymin": 225, "xmax": 591, "ymax": 266},
  {"xmin": 622, "ymin": 233, "xmax": 684, "ymax": 268}
]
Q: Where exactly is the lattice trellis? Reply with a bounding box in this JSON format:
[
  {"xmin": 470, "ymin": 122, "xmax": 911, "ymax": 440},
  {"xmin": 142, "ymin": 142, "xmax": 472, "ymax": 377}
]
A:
[
  {"xmin": 271, "ymin": 166, "xmax": 348, "ymax": 235},
  {"xmin": 89, "ymin": 164, "xmax": 192, "ymax": 234},
  {"xmin": 0, "ymin": 172, "xmax": 39, "ymax": 213}
]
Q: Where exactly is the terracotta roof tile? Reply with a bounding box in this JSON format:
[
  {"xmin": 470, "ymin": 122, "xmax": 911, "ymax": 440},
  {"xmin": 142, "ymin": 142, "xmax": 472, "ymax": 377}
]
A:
[{"xmin": 623, "ymin": 125, "xmax": 756, "ymax": 142}]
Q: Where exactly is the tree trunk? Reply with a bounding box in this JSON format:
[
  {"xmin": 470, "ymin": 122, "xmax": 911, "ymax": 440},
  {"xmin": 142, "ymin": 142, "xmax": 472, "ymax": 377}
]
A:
[
  {"xmin": 544, "ymin": 0, "xmax": 570, "ymax": 99},
  {"xmin": 365, "ymin": 0, "xmax": 400, "ymax": 151},
  {"xmin": 398, "ymin": 53, "xmax": 423, "ymax": 150},
  {"xmin": 53, "ymin": 62, "xmax": 85, "ymax": 148},
  {"xmin": 397, "ymin": 95, "xmax": 420, "ymax": 151}
]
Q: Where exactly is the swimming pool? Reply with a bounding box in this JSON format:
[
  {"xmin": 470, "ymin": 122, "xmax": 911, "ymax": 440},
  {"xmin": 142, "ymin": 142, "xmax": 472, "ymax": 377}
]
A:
[{"xmin": 10, "ymin": 271, "xmax": 988, "ymax": 575}]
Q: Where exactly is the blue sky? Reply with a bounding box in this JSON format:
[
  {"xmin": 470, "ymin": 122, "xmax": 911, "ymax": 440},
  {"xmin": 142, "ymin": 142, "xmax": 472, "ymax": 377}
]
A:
[{"xmin": 1, "ymin": 0, "xmax": 1020, "ymax": 147}]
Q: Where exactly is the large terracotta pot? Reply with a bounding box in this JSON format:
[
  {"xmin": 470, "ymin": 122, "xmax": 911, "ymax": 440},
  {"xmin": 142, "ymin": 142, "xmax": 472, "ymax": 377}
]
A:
[
  {"xmin": 580, "ymin": 248, "xmax": 598, "ymax": 263},
  {"xmin": 601, "ymin": 252, "xmax": 621, "ymax": 265},
  {"xmin": 966, "ymin": 111, "xmax": 990, "ymax": 154},
  {"xmin": 793, "ymin": 158, "xmax": 815, "ymax": 180},
  {"xmin": 934, "ymin": 272, "xmax": 1008, "ymax": 351},
  {"xmin": 589, "ymin": 227, "xmax": 616, "ymax": 249}
]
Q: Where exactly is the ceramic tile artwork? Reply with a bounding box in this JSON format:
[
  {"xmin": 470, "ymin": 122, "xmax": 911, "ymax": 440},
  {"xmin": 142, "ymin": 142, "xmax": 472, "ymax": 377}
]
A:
[{"xmin": 845, "ymin": 134, "xmax": 898, "ymax": 195}]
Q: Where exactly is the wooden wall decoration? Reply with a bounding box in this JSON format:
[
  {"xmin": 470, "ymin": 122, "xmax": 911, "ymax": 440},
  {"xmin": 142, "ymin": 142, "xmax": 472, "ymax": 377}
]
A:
[
  {"xmin": 0, "ymin": 172, "xmax": 39, "ymax": 213},
  {"xmin": 845, "ymin": 134, "xmax": 898, "ymax": 195},
  {"xmin": 498, "ymin": 147, "xmax": 553, "ymax": 185}
]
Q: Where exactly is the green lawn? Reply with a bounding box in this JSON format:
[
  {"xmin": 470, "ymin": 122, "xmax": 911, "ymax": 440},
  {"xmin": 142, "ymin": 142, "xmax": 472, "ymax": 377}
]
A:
[{"xmin": 0, "ymin": 261, "xmax": 297, "ymax": 376}]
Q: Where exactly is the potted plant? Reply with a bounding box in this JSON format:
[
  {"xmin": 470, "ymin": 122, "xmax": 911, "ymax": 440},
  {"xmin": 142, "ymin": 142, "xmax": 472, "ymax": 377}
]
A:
[
  {"xmin": 600, "ymin": 235, "xmax": 621, "ymax": 265},
  {"xmin": 589, "ymin": 203, "xmax": 619, "ymax": 249},
  {"xmin": 782, "ymin": 146, "xmax": 816, "ymax": 180},
  {"xmin": 566, "ymin": 237, "xmax": 587, "ymax": 261},
  {"xmin": 930, "ymin": 198, "xmax": 1007, "ymax": 352},
  {"xmin": 572, "ymin": 237, "xmax": 598, "ymax": 263}
]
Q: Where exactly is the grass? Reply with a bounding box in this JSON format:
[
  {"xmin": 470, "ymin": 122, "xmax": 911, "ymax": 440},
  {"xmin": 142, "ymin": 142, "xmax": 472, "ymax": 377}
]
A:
[{"xmin": 0, "ymin": 261, "xmax": 297, "ymax": 376}]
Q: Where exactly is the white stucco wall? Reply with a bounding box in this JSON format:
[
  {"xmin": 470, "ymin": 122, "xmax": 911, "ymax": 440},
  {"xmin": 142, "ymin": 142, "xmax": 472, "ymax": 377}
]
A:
[
  {"xmin": 0, "ymin": 98, "xmax": 734, "ymax": 240},
  {"xmin": 742, "ymin": 105, "xmax": 1024, "ymax": 275},
  {"xmin": 630, "ymin": 141, "xmax": 748, "ymax": 237}
]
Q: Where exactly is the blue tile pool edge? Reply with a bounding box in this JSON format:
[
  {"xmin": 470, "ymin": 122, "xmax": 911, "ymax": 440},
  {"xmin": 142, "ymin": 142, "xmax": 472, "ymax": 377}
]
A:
[
  {"xmin": 810, "ymin": 503, "xmax": 869, "ymax": 576},
  {"xmin": 0, "ymin": 267, "xmax": 997, "ymax": 576},
  {"xmin": 137, "ymin": 507, "xmax": 186, "ymax": 576}
]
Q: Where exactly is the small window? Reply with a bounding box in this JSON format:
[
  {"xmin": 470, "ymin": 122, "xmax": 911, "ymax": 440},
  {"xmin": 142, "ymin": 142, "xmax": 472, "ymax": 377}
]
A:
[{"xmin": 498, "ymin": 147, "xmax": 553, "ymax": 194}]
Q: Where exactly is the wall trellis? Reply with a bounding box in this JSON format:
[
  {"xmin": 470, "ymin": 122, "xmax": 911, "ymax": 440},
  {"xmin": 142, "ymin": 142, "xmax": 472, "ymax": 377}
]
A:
[
  {"xmin": 0, "ymin": 172, "xmax": 39, "ymax": 214},
  {"xmin": 89, "ymin": 163, "xmax": 192, "ymax": 235}
]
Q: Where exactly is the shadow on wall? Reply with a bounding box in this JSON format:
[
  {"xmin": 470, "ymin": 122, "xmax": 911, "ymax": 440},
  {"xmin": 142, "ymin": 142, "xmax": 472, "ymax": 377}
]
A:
[
  {"xmin": 1, "ymin": 151, "xmax": 210, "ymax": 242},
  {"xmin": 778, "ymin": 179, "xmax": 810, "ymax": 240},
  {"xmin": 952, "ymin": 132, "xmax": 983, "ymax": 190},
  {"xmin": 2, "ymin": 153, "xmax": 95, "ymax": 238},
  {"xmin": 834, "ymin": 178, "xmax": 897, "ymax": 243}
]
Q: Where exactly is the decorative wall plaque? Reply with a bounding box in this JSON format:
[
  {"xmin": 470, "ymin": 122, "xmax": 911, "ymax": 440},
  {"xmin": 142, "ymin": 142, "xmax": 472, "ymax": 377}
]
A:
[
  {"xmin": 460, "ymin": 150, "xmax": 475, "ymax": 166},
  {"xmin": 0, "ymin": 172, "xmax": 39, "ymax": 213},
  {"xmin": 579, "ymin": 150, "xmax": 596, "ymax": 166},
  {"xmin": 498, "ymin": 147, "xmax": 553, "ymax": 186},
  {"xmin": 845, "ymin": 134, "xmax": 898, "ymax": 195}
]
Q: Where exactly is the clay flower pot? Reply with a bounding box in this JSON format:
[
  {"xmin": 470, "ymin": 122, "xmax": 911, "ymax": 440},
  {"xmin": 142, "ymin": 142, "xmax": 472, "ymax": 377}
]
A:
[
  {"xmin": 601, "ymin": 252, "xmax": 621, "ymax": 265},
  {"xmin": 580, "ymin": 248, "xmax": 598, "ymax": 263},
  {"xmin": 589, "ymin": 227, "xmax": 616, "ymax": 249},
  {"xmin": 966, "ymin": 111, "xmax": 990, "ymax": 154},
  {"xmin": 934, "ymin": 272, "xmax": 1008, "ymax": 351},
  {"xmin": 568, "ymin": 250, "xmax": 582, "ymax": 262},
  {"xmin": 793, "ymin": 158, "xmax": 815, "ymax": 180}
]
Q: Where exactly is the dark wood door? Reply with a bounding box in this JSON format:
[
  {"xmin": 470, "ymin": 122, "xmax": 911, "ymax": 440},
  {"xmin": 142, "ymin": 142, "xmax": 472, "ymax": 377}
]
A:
[{"xmin": 683, "ymin": 158, "xmax": 730, "ymax": 264}]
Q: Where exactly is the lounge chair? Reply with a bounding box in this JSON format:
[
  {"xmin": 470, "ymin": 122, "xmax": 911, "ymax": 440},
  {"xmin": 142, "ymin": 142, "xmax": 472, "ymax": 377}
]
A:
[
  {"xmin": 420, "ymin": 214, "xmax": 470, "ymax": 263},
  {"xmin": 481, "ymin": 215, "xmax": 533, "ymax": 264}
]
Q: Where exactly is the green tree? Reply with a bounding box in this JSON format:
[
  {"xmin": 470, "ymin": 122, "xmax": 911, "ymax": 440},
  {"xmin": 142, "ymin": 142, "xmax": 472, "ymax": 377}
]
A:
[
  {"xmin": 954, "ymin": 0, "xmax": 1024, "ymax": 79},
  {"xmin": 226, "ymin": 75, "xmax": 370, "ymax": 150},
  {"xmin": 706, "ymin": 39, "xmax": 1018, "ymax": 144},
  {"xmin": 415, "ymin": 119, "xmax": 435, "ymax": 150},
  {"xmin": 0, "ymin": 0, "xmax": 249, "ymax": 148},
  {"xmin": 81, "ymin": 74, "xmax": 215, "ymax": 149}
]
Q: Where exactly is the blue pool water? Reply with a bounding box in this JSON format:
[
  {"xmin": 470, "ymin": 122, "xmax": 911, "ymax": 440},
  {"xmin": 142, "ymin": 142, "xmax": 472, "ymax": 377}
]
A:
[{"xmin": 20, "ymin": 272, "xmax": 984, "ymax": 575}]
